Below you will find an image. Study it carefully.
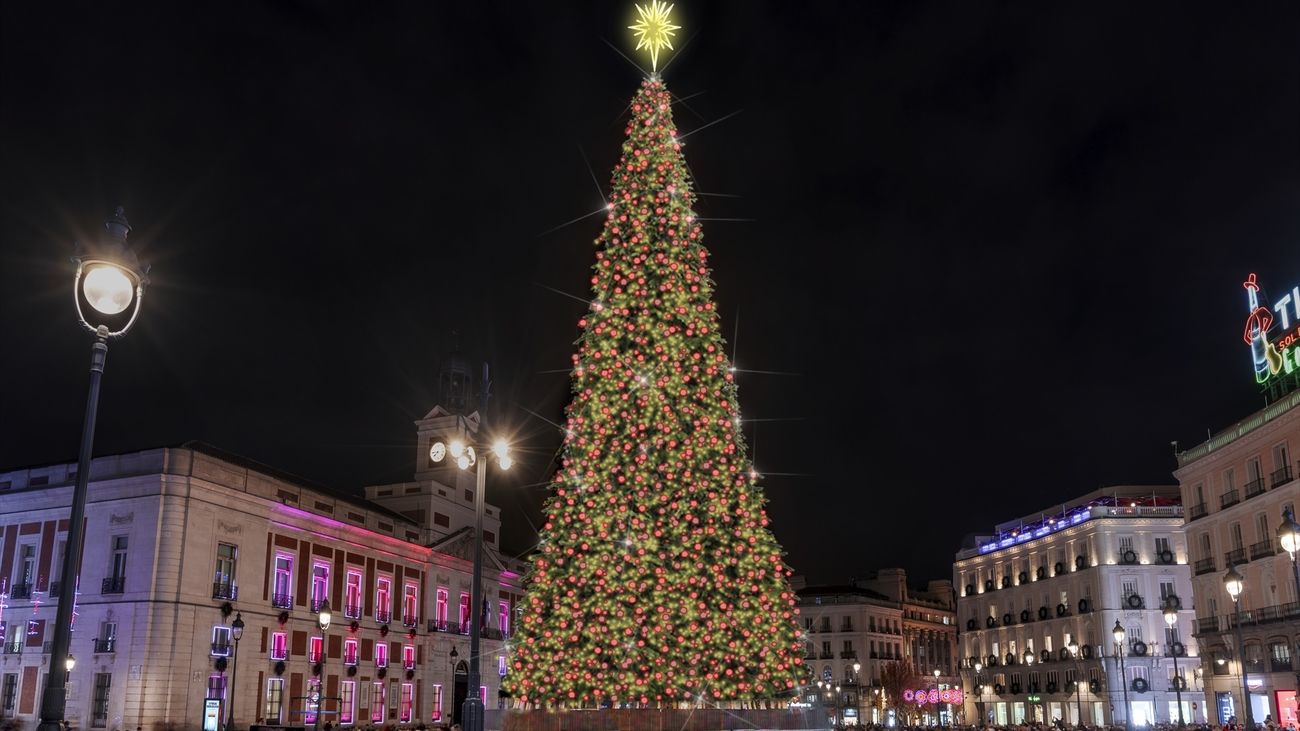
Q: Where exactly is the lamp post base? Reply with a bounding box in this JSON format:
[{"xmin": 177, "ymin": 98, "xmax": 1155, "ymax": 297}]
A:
[{"xmin": 461, "ymin": 697, "xmax": 484, "ymax": 731}]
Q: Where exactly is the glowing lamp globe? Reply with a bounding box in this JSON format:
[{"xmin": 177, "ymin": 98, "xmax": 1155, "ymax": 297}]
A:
[
  {"xmin": 65, "ymin": 654, "xmax": 76, "ymax": 672},
  {"xmin": 1164, "ymin": 606, "xmax": 1178, "ymax": 627},
  {"xmin": 1278, "ymin": 510, "xmax": 1300, "ymax": 555},
  {"xmin": 499, "ymin": 455, "xmax": 513, "ymax": 470},
  {"xmin": 83, "ymin": 264, "xmax": 134, "ymax": 315},
  {"xmin": 1224, "ymin": 565, "xmax": 1245, "ymax": 600},
  {"xmin": 1112, "ymin": 620, "xmax": 1125, "ymax": 644},
  {"xmin": 318, "ymin": 600, "xmax": 332, "ymax": 631}
]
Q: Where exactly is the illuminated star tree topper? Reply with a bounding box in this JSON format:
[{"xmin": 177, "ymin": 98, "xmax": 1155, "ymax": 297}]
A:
[{"xmin": 628, "ymin": 0, "xmax": 681, "ymax": 73}]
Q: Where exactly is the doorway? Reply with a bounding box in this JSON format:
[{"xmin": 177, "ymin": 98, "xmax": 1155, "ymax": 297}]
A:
[{"xmin": 453, "ymin": 660, "xmax": 469, "ymax": 725}]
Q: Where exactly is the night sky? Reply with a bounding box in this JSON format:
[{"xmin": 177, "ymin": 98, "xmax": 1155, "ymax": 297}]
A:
[{"xmin": 1, "ymin": 2, "xmax": 1296, "ymax": 584}]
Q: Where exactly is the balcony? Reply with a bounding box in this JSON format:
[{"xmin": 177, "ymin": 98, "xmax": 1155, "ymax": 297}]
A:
[
  {"xmin": 402, "ymin": 614, "xmax": 418, "ymax": 628},
  {"xmin": 310, "ymin": 597, "xmax": 329, "ymax": 613},
  {"xmin": 1197, "ymin": 616, "xmax": 1221, "ymax": 634},
  {"xmin": 9, "ymin": 583, "xmax": 32, "ymax": 600},
  {"xmin": 459, "ymin": 621, "xmax": 471, "ymax": 635},
  {"xmin": 344, "ymin": 603, "xmax": 362, "ymax": 620},
  {"xmin": 344, "ymin": 652, "xmax": 358, "ymax": 666},
  {"xmin": 48, "ymin": 581, "xmax": 62, "ymax": 599},
  {"xmin": 101, "ymin": 576, "xmax": 125, "ymax": 594},
  {"xmin": 1273, "ymin": 465, "xmax": 1295, "ymax": 488},
  {"xmin": 840, "ymin": 650, "xmax": 857, "ymax": 659},
  {"xmin": 211, "ymin": 642, "xmax": 232, "ymax": 657},
  {"xmin": 1245, "ymin": 477, "xmax": 1267, "ymax": 499},
  {"xmin": 2, "ymin": 641, "xmax": 21, "ymax": 655},
  {"xmin": 1224, "ymin": 548, "xmax": 1246, "ymax": 566},
  {"xmin": 1189, "ymin": 502, "xmax": 1208, "ymax": 521},
  {"xmin": 840, "ymin": 623, "xmax": 854, "ymax": 633},
  {"xmin": 1194, "ymin": 557, "xmax": 1217, "ymax": 575},
  {"xmin": 94, "ymin": 638, "xmax": 116, "ymax": 653},
  {"xmin": 1221, "ymin": 489, "xmax": 1240, "ymax": 509},
  {"xmin": 1250, "ymin": 539, "xmax": 1277, "ymax": 561},
  {"xmin": 1223, "ymin": 600, "xmax": 1300, "ymax": 628},
  {"xmin": 271, "ymin": 592, "xmax": 293, "ymax": 609},
  {"xmin": 1273, "ymin": 657, "xmax": 1295, "ymax": 672},
  {"xmin": 427, "ymin": 619, "xmax": 450, "ymax": 633},
  {"xmin": 819, "ymin": 651, "xmax": 835, "ymax": 659},
  {"xmin": 375, "ymin": 609, "xmax": 391, "ymax": 624},
  {"xmin": 212, "ymin": 583, "xmax": 238, "ymax": 601}
]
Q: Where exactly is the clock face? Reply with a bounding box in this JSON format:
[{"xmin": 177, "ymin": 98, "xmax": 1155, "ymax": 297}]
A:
[{"xmin": 429, "ymin": 442, "xmax": 446, "ymax": 463}]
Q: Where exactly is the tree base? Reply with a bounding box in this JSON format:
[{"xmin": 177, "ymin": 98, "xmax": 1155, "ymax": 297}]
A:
[{"xmin": 497, "ymin": 707, "xmax": 831, "ymax": 731}]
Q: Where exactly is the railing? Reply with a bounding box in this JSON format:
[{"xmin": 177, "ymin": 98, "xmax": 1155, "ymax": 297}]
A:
[
  {"xmin": 344, "ymin": 604, "xmax": 362, "ymax": 620},
  {"xmin": 402, "ymin": 614, "xmax": 418, "ymax": 628},
  {"xmin": 819, "ymin": 624, "xmax": 832, "ymax": 633},
  {"xmin": 819, "ymin": 651, "xmax": 834, "ymax": 659},
  {"xmin": 9, "ymin": 583, "xmax": 32, "ymax": 600},
  {"xmin": 344, "ymin": 652, "xmax": 358, "ymax": 666},
  {"xmin": 1273, "ymin": 465, "xmax": 1295, "ymax": 488},
  {"xmin": 1224, "ymin": 548, "xmax": 1246, "ymax": 566},
  {"xmin": 1194, "ymin": 557, "xmax": 1217, "ymax": 575},
  {"xmin": 48, "ymin": 581, "xmax": 62, "ymax": 598},
  {"xmin": 458, "ymin": 620, "xmax": 471, "ymax": 635},
  {"xmin": 271, "ymin": 592, "xmax": 293, "ymax": 609},
  {"xmin": 1188, "ymin": 502, "xmax": 1208, "ymax": 521},
  {"xmin": 840, "ymin": 650, "xmax": 857, "ymax": 659},
  {"xmin": 427, "ymin": 619, "xmax": 450, "ymax": 633},
  {"xmin": 1221, "ymin": 489, "xmax": 1240, "ymax": 509},
  {"xmin": 1273, "ymin": 657, "xmax": 1294, "ymax": 672},
  {"xmin": 1197, "ymin": 616, "xmax": 1220, "ymax": 634},
  {"xmin": 2, "ymin": 642, "xmax": 21, "ymax": 655},
  {"xmin": 375, "ymin": 609, "xmax": 391, "ymax": 624},
  {"xmin": 211, "ymin": 642, "xmax": 232, "ymax": 656},
  {"xmin": 43, "ymin": 642, "xmax": 52, "ymax": 654},
  {"xmin": 94, "ymin": 638, "xmax": 116, "ymax": 653},
  {"xmin": 1245, "ymin": 477, "xmax": 1267, "ymax": 499},
  {"xmin": 1220, "ymin": 600, "xmax": 1300, "ymax": 629},
  {"xmin": 212, "ymin": 583, "xmax": 238, "ymax": 601},
  {"xmin": 310, "ymin": 597, "xmax": 329, "ymax": 613},
  {"xmin": 309, "ymin": 649, "xmax": 323, "ymax": 664},
  {"xmin": 841, "ymin": 624, "xmax": 854, "ymax": 633},
  {"xmin": 101, "ymin": 576, "xmax": 125, "ymax": 594},
  {"xmin": 1250, "ymin": 539, "xmax": 1276, "ymax": 561}
]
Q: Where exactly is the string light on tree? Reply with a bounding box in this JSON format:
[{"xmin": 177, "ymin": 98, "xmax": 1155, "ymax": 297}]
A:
[
  {"xmin": 504, "ymin": 6, "xmax": 802, "ymax": 708},
  {"xmin": 628, "ymin": 0, "xmax": 680, "ymax": 72}
]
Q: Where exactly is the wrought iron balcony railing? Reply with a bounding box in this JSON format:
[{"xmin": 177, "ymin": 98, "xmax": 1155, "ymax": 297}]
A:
[
  {"xmin": 212, "ymin": 583, "xmax": 238, "ymax": 601},
  {"xmin": 101, "ymin": 576, "xmax": 125, "ymax": 594},
  {"xmin": 271, "ymin": 592, "xmax": 293, "ymax": 609}
]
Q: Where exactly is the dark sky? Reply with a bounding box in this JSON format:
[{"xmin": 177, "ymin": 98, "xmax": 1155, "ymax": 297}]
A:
[{"xmin": 1, "ymin": 2, "xmax": 1297, "ymax": 584}]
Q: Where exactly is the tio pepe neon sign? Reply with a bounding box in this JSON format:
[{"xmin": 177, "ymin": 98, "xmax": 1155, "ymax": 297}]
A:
[
  {"xmin": 1244, "ymin": 272, "xmax": 1300, "ymax": 385},
  {"xmin": 903, "ymin": 688, "xmax": 964, "ymax": 706}
]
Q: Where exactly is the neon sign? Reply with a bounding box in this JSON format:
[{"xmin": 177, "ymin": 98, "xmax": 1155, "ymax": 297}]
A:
[
  {"xmin": 1244, "ymin": 273, "xmax": 1300, "ymax": 385},
  {"xmin": 903, "ymin": 688, "xmax": 964, "ymax": 706}
]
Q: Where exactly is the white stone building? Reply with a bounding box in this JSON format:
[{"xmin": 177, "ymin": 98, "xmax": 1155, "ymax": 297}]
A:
[
  {"xmin": 0, "ymin": 360, "xmax": 524, "ymax": 731},
  {"xmin": 954, "ymin": 486, "xmax": 1201, "ymax": 728}
]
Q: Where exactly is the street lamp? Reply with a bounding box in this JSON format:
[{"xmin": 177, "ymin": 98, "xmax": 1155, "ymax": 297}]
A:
[
  {"xmin": 1164, "ymin": 604, "xmax": 1185, "ymax": 726},
  {"xmin": 934, "ymin": 668, "xmax": 942, "ymax": 726},
  {"xmin": 973, "ymin": 662, "xmax": 984, "ymax": 727},
  {"xmin": 38, "ymin": 208, "xmax": 148, "ymax": 731},
  {"xmin": 1113, "ymin": 621, "xmax": 1130, "ymax": 731},
  {"xmin": 1068, "ymin": 640, "xmax": 1083, "ymax": 729},
  {"xmin": 430, "ymin": 433, "xmax": 512, "ymax": 731},
  {"xmin": 315, "ymin": 601, "xmax": 331, "ymax": 731},
  {"xmin": 1024, "ymin": 651, "xmax": 1039, "ymax": 724},
  {"xmin": 1223, "ymin": 565, "xmax": 1254, "ymax": 731},
  {"xmin": 227, "ymin": 613, "xmax": 245, "ymax": 731},
  {"xmin": 64, "ymin": 655, "xmax": 75, "ymax": 672}
]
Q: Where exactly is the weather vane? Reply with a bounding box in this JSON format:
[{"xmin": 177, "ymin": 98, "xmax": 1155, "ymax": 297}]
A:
[{"xmin": 629, "ymin": 0, "xmax": 681, "ymax": 73}]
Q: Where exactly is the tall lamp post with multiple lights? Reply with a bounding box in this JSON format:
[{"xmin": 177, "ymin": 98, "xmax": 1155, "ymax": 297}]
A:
[
  {"xmin": 1164, "ymin": 604, "xmax": 1185, "ymax": 726},
  {"xmin": 38, "ymin": 208, "xmax": 148, "ymax": 731},
  {"xmin": 1223, "ymin": 566, "xmax": 1255, "ymax": 730},
  {"xmin": 1068, "ymin": 640, "xmax": 1085, "ymax": 728},
  {"xmin": 1024, "ymin": 650, "xmax": 1040, "ymax": 724},
  {"xmin": 429, "ymin": 433, "xmax": 512, "ymax": 731},
  {"xmin": 1113, "ymin": 621, "xmax": 1130, "ymax": 731},
  {"xmin": 973, "ymin": 662, "xmax": 984, "ymax": 726},
  {"xmin": 1276, "ymin": 509, "xmax": 1300, "ymax": 691},
  {"xmin": 314, "ymin": 601, "xmax": 331, "ymax": 731},
  {"xmin": 227, "ymin": 613, "xmax": 245, "ymax": 731}
]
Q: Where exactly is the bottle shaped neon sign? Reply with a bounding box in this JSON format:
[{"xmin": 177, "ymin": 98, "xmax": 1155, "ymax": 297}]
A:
[{"xmin": 1243, "ymin": 272, "xmax": 1300, "ymax": 385}]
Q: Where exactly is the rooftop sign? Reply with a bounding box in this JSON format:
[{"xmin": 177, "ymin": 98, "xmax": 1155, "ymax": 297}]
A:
[{"xmin": 1244, "ymin": 273, "xmax": 1300, "ymax": 391}]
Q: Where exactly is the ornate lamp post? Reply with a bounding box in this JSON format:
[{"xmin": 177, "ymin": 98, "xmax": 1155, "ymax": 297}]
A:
[
  {"xmin": 1113, "ymin": 621, "xmax": 1130, "ymax": 731},
  {"xmin": 973, "ymin": 661, "xmax": 984, "ymax": 727},
  {"xmin": 315, "ymin": 601, "xmax": 331, "ymax": 731},
  {"xmin": 1068, "ymin": 640, "xmax": 1084, "ymax": 728},
  {"xmin": 1164, "ymin": 604, "xmax": 1185, "ymax": 726},
  {"xmin": 429, "ymin": 433, "xmax": 512, "ymax": 731},
  {"xmin": 38, "ymin": 208, "xmax": 148, "ymax": 731},
  {"xmin": 227, "ymin": 613, "xmax": 245, "ymax": 731},
  {"xmin": 1024, "ymin": 651, "xmax": 1039, "ymax": 724},
  {"xmin": 852, "ymin": 661, "xmax": 862, "ymax": 724},
  {"xmin": 1278, "ymin": 509, "xmax": 1300, "ymax": 691},
  {"xmin": 1223, "ymin": 565, "xmax": 1255, "ymax": 730}
]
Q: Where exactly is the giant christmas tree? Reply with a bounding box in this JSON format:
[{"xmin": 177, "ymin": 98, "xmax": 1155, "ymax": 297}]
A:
[{"xmin": 505, "ymin": 14, "xmax": 804, "ymax": 708}]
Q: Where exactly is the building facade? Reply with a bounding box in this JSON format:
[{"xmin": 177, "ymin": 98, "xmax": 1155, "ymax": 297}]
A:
[
  {"xmin": 795, "ymin": 569, "xmax": 957, "ymax": 727},
  {"xmin": 1175, "ymin": 388, "xmax": 1300, "ymax": 727},
  {"xmin": 954, "ymin": 487, "xmax": 1201, "ymax": 728},
  {"xmin": 0, "ymin": 366, "xmax": 523, "ymax": 731}
]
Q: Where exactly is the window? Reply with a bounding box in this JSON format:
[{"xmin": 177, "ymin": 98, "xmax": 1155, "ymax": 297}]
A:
[
  {"xmin": 402, "ymin": 644, "xmax": 416, "ymax": 670},
  {"xmin": 1119, "ymin": 536, "xmax": 1134, "ymax": 554},
  {"xmin": 1231, "ymin": 523, "xmax": 1244, "ymax": 550},
  {"xmin": 110, "ymin": 536, "xmax": 128, "ymax": 579},
  {"xmin": 214, "ymin": 543, "xmax": 237, "ymax": 599},
  {"xmin": 499, "ymin": 655, "xmax": 508, "ymax": 676},
  {"xmin": 1200, "ymin": 533, "xmax": 1213, "ymax": 558},
  {"xmin": 270, "ymin": 632, "xmax": 288, "ymax": 661},
  {"xmin": 92, "ymin": 673, "xmax": 112, "ymax": 727},
  {"xmin": 499, "ymin": 601, "xmax": 510, "ymax": 636},
  {"xmin": 273, "ymin": 554, "xmax": 294, "ymax": 607},
  {"xmin": 2, "ymin": 673, "xmax": 16, "ymax": 714},
  {"xmin": 371, "ymin": 682, "xmax": 385, "ymax": 722},
  {"xmin": 344, "ymin": 638, "xmax": 358, "ymax": 665},
  {"xmin": 1248, "ymin": 458, "xmax": 1263, "ymax": 482},
  {"xmin": 212, "ymin": 625, "xmax": 233, "ymax": 656},
  {"xmin": 376, "ymin": 578, "xmax": 392, "ymax": 622},
  {"xmin": 460, "ymin": 592, "xmax": 471, "ymax": 631},
  {"xmin": 480, "ymin": 685, "xmax": 487, "ymax": 706},
  {"xmin": 1257, "ymin": 513, "xmax": 1271, "ymax": 542},
  {"xmin": 311, "ymin": 563, "xmax": 330, "ymax": 611},
  {"xmin": 1159, "ymin": 581, "xmax": 1176, "ymax": 603},
  {"xmin": 305, "ymin": 679, "xmax": 321, "ymax": 725},
  {"xmin": 265, "ymin": 678, "xmax": 284, "ymax": 724},
  {"xmin": 432, "ymin": 684, "xmax": 443, "ymax": 722},
  {"xmin": 1155, "ymin": 537, "xmax": 1171, "ymax": 555},
  {"xmin": 375, "ymin": 642, "xmax": 389, "ymax": 668},
  {"xmin": 340, "ymin": 680, "xmax": 356, "ymax": 725},
  {"xmin": 400, "ymin": 683, "xmax": 414, "ymax": 723},
  {"xmin": 16, "ymin": 545, "xmax": 35, "ymax": 588},
  {"xmin": 436, "ymin": 587, "xmax": 450, "ymax": 628},
  {"xmin": 208, "ymin": 674, "xmax": 227, "ymax": 700},
  {"xmin": 1272, "ymin": 642, "xmax": 1293, "ymax": 672},
  {"xmin": 1164, "ymin": 624, "xmax": 1181, "ymax": 648},
  {"xmin": 309, "ymin": 636, "xmax": 324, "ymax": 664},
  {"xmin": 403, "ymin": 583, "xmax": 418, "ymax": 624},
  {"xmin": 345, "ymin": 571, "xmax": 363, "ymax": 618}
]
